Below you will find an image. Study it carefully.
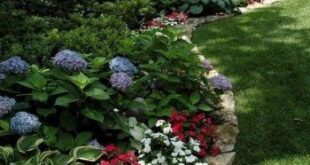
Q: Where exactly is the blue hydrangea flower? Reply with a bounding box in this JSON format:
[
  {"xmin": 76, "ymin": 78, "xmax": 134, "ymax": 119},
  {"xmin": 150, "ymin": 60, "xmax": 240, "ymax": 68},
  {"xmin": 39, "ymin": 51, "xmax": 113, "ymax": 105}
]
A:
[
  {"xmin": 88, "ymin": 139, "xmax": 103, "ymax": 148},
  {"xmin": 0, "ymin": 96, "xmax": 16, "ymax": 118},
  {"xmin": 202, "ymin": 59, "xmax": 213, "ymax": 71},
  {"xmin": 52, "ymin": 49, "xmax": 88, "ymax": 72},
  {"xmin": 210, "ymin": 74, "xmax": 232, "ymax": 91},
  {"xmin": 10, "ymin": 112, "xmax": 41, "ymax": 135},
  {"xmin": 109, "ymin": 56, "xmax": 138, "ymax": 76},
  {"xmin": 110, "ymin": 72, "xmax": 133, "ymax": 92},
  {"xmin": 0, "ymin": 73, "xmax": 6, "ymax": 81},
  {"xmin": 0, "ymin": 56, "xmax": 29, "ymax": 74}
]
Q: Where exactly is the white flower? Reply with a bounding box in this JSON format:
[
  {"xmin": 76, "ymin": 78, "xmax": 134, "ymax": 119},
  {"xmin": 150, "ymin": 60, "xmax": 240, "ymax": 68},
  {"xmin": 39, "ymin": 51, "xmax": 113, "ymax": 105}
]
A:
[
  {"xmin": 155, "ymin": 32, "xmax": 164, "ymax": 36},
  {"xmin": 163, "ymin": 125, "xmax": 171, "ymax": 134},
  {"xmin": 163, "ymin": 139, "xmax": 170, "ymax": 146},
  {"xmin": 172, "ymin": 158, "xmax": 178, "ymax": 163},
  {"xmin": 156, "ymin": 120, "xmax": 166, "ymax": 127},
  {"xmin": 195, "ymin": 163, "xmax": 208, "ymax": 165},
  {"xmin": 113, "ymin": 108, "xmax": 119, "ymax": 112},
  {"xmin": 185, "ymin": 150, "xmax": 192, "ymax": 155},
  {"xmin": 139, "ymin": 161, "xmax": 146, "ymax": 165},
  {"xmin": 181, "ymin": 35, "xmax": 192, "ymax": 43},
  {"xmin": 143, "ymin": 145, "xmax": 151, "ymax": 153},
  {"xmin": 193, "ymin": 146, "xmax": 201, "ymax": 152},
  {"xmin": 185, "ymin": 155, "xmax": 197, "ymax": 163},
  {"xmin": 145, "ymin": 129, "xmax": 152, "ymax": 134}
]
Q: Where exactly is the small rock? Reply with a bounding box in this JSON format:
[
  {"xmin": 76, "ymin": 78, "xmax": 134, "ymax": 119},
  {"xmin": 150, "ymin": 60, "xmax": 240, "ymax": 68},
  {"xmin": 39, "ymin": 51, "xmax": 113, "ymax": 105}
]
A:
[
  {"xmin": 215, "ymin": 123, "xmax": 239, "ymax": 152},
  {"xmin": 205, "ymin": 152, "xmax": 236, "ymax": 165}
]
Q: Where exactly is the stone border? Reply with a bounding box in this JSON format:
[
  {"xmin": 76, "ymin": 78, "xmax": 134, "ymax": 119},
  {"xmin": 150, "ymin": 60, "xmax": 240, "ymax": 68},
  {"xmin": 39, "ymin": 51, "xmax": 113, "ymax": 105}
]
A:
[{"xmin": 200, "ymin": 57, "xmax": 238, "ymax": 165}]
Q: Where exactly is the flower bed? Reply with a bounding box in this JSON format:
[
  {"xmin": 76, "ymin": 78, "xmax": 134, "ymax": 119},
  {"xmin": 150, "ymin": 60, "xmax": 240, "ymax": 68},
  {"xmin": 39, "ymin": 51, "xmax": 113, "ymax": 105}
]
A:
[{"xmin": 0, "ymin": 26, "xmax": 238, "ymax": 164}]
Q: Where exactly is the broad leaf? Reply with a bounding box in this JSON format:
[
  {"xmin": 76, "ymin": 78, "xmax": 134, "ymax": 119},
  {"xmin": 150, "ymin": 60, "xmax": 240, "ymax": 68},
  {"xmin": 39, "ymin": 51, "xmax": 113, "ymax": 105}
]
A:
[
  {"xmin": 82, "ymin": 108, "xmax": 104, "ymax": 123},
  {"xmin": 17, "ymin": 134, "xmax": 44, "ymax": 154},
  {"xmin": 75, "ymin": 132, "xmax": 93, "ymax": 146},
  {"xmin": 72, "ymin": 146, "xmax": 102, "ymax": 162},
  {"xmin": 85, "ymin": 88, "xmax": 110, "ymax": 100}
]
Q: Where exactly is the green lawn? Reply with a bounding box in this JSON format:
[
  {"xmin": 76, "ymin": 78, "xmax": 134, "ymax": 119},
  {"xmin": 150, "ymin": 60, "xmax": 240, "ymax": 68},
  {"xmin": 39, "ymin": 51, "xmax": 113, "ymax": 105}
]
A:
[{"xmin": 192, "ymin": 0, "xmax": 310, "ymax": 164}]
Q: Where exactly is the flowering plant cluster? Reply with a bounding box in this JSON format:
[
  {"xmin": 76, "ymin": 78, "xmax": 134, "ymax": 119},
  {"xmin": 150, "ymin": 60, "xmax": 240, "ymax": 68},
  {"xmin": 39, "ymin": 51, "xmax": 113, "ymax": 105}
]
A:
[
  {"xmin": 0, "ymin": 29, "xmax": 232, "ymax": 164},
  {"xmin": 170, "ymin": 112, "xmax": 221, "ymax": 158},
  {"xmin": 100, "ymin": 144, "xmax": 139, "ymax": 165},
  {"xmin": 138, "ymin": 120, "xmax": 207, "ymax": 165},
  {"xmin": 142, "ymin": 11, "xmax": 188, "ymax": 29}
]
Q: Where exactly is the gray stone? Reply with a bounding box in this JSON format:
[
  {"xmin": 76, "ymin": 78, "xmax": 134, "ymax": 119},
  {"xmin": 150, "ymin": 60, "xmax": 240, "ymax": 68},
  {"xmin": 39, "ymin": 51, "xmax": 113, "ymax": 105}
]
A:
[
  {"xmin": 215, "ymin": 123, "xmax": 239, "ymax": 152},
  {"xmin": 205, "ymin": 152, "xmax": 236, "ymax": 165}
]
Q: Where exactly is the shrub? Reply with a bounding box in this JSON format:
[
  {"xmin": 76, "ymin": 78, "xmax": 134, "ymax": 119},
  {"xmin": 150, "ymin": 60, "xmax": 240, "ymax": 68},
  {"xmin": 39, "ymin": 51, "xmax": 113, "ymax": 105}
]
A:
[
  {"xmin": 0, "ymin": 29, "xmax": 227, "ymax": 164},
  {"xmin": 155, "ymin": 0, "xmax": 245, "ymax": 15},
  {"xmin": 0, "ymin": 0, "xmax": 156, "ymax": 65}
]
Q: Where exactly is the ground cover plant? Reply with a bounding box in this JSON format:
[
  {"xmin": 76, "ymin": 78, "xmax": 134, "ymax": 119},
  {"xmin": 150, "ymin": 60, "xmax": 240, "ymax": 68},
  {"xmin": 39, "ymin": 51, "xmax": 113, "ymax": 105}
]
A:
[
  {"xmin": 192, "ymin": 0, "xmax": 310, "ymax": 164},
  {"xmin": 0, "ymin": 27, "xmax": 232, "ymax": 164}
]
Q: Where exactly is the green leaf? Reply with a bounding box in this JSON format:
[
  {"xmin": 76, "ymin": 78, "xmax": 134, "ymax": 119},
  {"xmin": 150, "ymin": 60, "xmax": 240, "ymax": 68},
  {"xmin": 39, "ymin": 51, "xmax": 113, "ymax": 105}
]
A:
[
  {"xmin": 91, "ymin": 57, "xmax": 107, "ymax": 69},
  {"xmin": 49, "ymin": 153, "xmax": 74, "ymax": 165},
  {"xmin": 32, "ymin": 91, "xmax": 48, "ymax": 102},
  {"xmin": 128, "ymin": 100, "xmax": 147, "ymax": 111},
  {"xmin": 114, "ymin": 114, "xmax": 130, "ymax": 134},
  {"xmin": 201, "ymin": 0, "xmax": 210, "ymax": 4},
  {"xmin": 189, "ymin": 4, "xmax": 204, "ymax": 15},
  {"xmin": 81, "ymin": 108, "xmax": 104, "ymax": 123},
  {"xmin": 30, "ymin": 73, "xmax": 48, "ymax": 89},
  {"xmin": 36, "ymin": 108, "xmax": 57, "ymax": 118},
  {"xmin": 190, "ymin": 90, "xmax": 201, "ymax": 105},
  {"xmin": 55, "ymin": 131, "xmax": 74, "ymax": 152},
  {"xmin": 0, "ymin": 120, "xmax": 9, "ymax": 131},
  {"xmin": 178, "ymin": 3, "xmax": 189, "ymax": 11},
  {"xmin": 216, "ymin": 0, "xmax": 226, "ymax": 8},
  {"xmin": 42, "ymin": 125, "xmax": 58, "ymax": 147},
  {"xmin": 85, "ymin": 88, "xmax": 110, "ymax": 100},
  {"xmin": 0, "ymin": 146, "xmax": 14, "ymax": 164},
  {"xmin": 72, "ymin": 146, "xmax": 103, "ymax": 162},
  {"xmin": 69, "ymin": 73, "xmax": 98, "ymax": 90},
  {"xmin": 17, "ymin": 134, "xmax": 44, "ymax": 154},
  {"xmin": 154, "ymin": 108, "xmax": 174, "ymax": 117},
  {"xmin": 75, "ymin": 132, "xmax": 93, "ymax": 146},
  {"xmin": 198, "ymin": 104, "xmax": 213, "ymax": 112},
  {"xmin": 55, "ymin": 95, "xmax": 79, "ymax": 107},
  {"xmin": 59, "ymin": 111, "xmax": 77, "ymax": 131}
]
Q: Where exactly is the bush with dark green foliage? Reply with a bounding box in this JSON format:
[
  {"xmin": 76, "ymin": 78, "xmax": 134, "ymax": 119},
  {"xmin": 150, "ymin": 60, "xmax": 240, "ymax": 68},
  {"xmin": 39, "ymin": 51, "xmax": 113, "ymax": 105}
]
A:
[
  {"xmin": 0, "ymin": 0, "xmax": 155, "ymax": 65},
  {"xmin": 156, "ymin": 0, "xmax": 245, "ymax": 15}
]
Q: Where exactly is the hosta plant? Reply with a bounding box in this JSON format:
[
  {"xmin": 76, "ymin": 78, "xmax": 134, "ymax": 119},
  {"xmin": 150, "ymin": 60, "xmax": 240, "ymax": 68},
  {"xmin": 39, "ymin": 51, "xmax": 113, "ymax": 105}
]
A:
[{"xmin": 157, "ymin": 0, "xmax": 244, "ymax": 15}]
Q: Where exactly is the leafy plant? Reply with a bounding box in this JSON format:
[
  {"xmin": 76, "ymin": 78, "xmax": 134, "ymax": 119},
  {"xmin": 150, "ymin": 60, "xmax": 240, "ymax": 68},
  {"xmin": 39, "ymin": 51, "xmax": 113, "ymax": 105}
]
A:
[{"xmin": 157, "ymin": 0, "xmax": 244, "ymax": 15}]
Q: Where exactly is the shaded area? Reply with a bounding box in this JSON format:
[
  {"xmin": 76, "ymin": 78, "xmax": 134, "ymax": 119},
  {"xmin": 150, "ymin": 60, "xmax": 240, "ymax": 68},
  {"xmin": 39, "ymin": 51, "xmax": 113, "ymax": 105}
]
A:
[{"xmin": 192, "ymin": 0, "xmax": 310, "ymax": 164}]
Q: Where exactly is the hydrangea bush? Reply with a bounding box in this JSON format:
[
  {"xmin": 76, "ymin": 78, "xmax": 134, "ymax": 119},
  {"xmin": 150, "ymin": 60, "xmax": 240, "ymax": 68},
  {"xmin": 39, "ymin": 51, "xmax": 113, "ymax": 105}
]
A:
[{"xmin": 0, "ymin": 28, "xmax": 232, "ymax": 164}]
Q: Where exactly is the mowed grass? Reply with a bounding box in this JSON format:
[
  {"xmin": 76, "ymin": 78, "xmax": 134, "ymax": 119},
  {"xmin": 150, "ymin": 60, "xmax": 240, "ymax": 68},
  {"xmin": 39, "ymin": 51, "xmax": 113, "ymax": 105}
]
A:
[{"xmin": 192, "ymin": 0, "xmax": 310, "ymax": 164}]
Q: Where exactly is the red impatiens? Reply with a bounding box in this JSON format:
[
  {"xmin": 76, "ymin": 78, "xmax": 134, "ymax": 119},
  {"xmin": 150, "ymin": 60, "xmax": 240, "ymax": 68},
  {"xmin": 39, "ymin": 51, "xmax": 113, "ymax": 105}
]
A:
[
  {"xmin": 101, "ymin": 144, "xmax": 139, "ymax": 165},
  {"xmin": 170, "ymin": 111, "xmax": 220, "ymax": 158}
]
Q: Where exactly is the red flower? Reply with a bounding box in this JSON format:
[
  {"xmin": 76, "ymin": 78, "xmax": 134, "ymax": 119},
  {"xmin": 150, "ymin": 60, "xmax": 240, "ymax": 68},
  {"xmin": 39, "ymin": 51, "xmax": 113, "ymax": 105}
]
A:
[
  {"xmin": 193, "ymin": 113, "xmax": 205, "ymax": 123},
  {"xmin": 169, "ymin": 112, "xmax": 220, "ymax": 158},
  {"xmin": 104, "ymin": 144, "xmax": 119, "ymax": 153},
  {"xmin": 100, "ymin": 160, "xmax": 110, "ymax": 165},
  {"xmin": 172, "ymin": 122, "xmax": 183, "ymax": 133},
  {"xmin": 211, "ymin": 147, "xmax": 221, "ymax": 157},
  {"xmin": 171, "ymin": 111, "xmax": 187, "ymax": 122},
  {"xmin": 165, "ymin": 11, "xmax": 188, "ymax": 23},
  {"xmin": 198, "ymin": 149, "xmax": 207, "ymax": 158},
  {"xmin": 101, "ymin": 144, "xmax": 139, "ymax": 165}
]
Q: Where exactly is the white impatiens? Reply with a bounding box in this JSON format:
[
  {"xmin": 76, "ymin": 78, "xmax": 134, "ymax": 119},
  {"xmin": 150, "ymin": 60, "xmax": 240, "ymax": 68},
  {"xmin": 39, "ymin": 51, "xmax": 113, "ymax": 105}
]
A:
[{"xmin": 139, "ymin": 120, "xmax": 208, "ymax": 165}]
